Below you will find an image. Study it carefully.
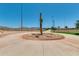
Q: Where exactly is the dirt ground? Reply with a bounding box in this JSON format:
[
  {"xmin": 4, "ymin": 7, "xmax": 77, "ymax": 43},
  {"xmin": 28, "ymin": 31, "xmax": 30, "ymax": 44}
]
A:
[{"xmin": 0, "ymin": 31, "xmax": 79, "ymax": 56}]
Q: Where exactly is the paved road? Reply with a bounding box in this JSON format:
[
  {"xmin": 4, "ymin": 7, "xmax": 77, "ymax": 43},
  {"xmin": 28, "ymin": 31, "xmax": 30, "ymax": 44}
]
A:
[{"xmin": 0, "ymin": 32, "xmax": 79, "ymax": 56}]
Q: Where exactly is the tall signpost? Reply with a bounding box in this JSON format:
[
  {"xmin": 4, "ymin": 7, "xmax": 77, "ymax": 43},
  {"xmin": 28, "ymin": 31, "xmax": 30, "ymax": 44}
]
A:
[{"xmin": 40, "ymin": 13, "xmax": 43, "ymax": 35}]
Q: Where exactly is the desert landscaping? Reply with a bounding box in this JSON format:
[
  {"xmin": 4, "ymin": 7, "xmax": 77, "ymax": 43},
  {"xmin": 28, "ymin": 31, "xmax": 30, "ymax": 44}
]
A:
[{"xmin": 0, "ymin": 3, "xmax": 79, "ymax": 56}]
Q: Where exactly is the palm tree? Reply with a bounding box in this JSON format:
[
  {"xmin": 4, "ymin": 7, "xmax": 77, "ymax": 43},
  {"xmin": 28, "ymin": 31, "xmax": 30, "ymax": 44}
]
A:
[{"xmin": 40, "ymin": 13, "xmax": 43, "ymax": 35}]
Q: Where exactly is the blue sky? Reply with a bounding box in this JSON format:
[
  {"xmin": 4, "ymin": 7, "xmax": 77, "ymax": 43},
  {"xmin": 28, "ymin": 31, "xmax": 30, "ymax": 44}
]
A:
[{"xmin": 0, "ymin": 3, "xmax": 79, "ymax": 28}]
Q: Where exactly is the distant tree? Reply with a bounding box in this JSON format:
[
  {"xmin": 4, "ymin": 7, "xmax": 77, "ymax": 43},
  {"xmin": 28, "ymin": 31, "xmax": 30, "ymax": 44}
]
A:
[
  {"xmin": 75, "ymin": 20, "xmax": 79, "ymax": 29},
  {"xmin": 64, "ymin": 26, "xmax": 68, "ymax": 29},
  {"xmin": 57, "ymin": 26, "xmax": 60, "ymax": 29},
  {"xmin": 46, "ymin": 28, "xmax": 50, "ymax": 30},
  {"xmin": 51, "ymin": 26, "xmax": 57, "ymax": 30}
]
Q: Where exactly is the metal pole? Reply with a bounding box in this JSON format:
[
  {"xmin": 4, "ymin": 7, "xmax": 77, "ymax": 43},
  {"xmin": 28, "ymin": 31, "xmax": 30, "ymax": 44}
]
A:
[
  {"xmin": 52, "ymin": 16, "xmax": 55, "ymax": 32},
  {"xmin": 21, "ymin": 4, "xmax": 23, "ymax": 31},
  {"xmin": 52, "ymin": 20, "xmax": 55, "ymax": 28}
]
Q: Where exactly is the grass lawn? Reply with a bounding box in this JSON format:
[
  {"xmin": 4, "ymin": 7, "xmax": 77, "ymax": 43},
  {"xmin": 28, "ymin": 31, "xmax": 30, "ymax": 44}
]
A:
[{"xmin": 57, "ymin": 32, "xmax": 79, "ymax": 35}]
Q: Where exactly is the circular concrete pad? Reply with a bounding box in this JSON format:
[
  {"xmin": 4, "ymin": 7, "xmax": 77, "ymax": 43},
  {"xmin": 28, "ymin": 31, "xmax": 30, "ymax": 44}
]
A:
[{"xmin": 22, "ymin": 33, "xmax": 64, "ymax": 40}]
